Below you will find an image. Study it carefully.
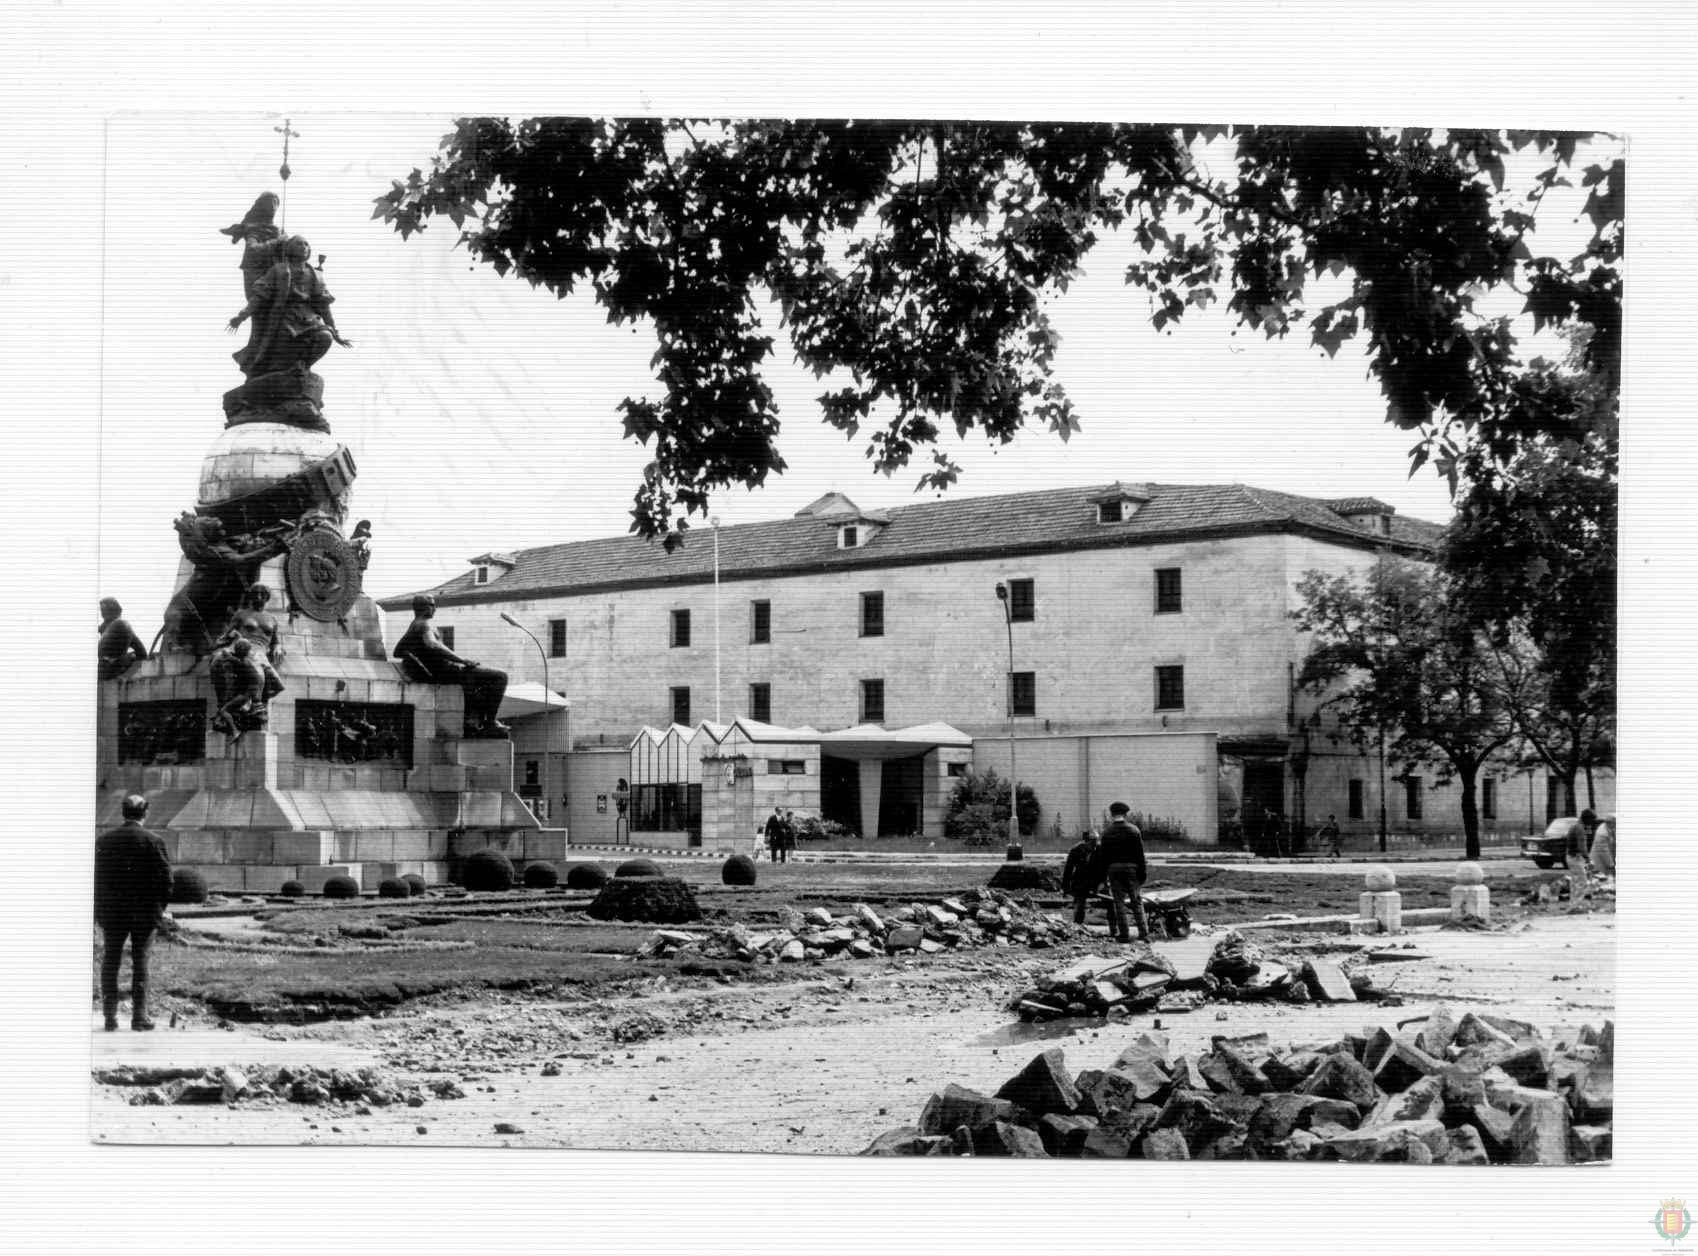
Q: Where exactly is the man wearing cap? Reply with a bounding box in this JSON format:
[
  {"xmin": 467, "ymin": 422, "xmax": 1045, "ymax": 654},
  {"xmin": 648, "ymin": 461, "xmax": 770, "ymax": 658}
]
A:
[
  {"xmin": 94, "ymin": 795, "xmax": 174, "ymax": 1031},
  {"xmin": 1091, "ymin": 801, "xmax": 1150, "ymax": 943}
]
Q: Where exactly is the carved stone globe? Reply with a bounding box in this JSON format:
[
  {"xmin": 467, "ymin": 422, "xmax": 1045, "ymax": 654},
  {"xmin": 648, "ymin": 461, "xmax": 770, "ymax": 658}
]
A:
[
  {"xmin": 1455, "ymin": 861, "xmax": 1485, "ymax": 886},
  {"xmin": 197, "ymin": 421, "xmax": 349, "ymax": 524},
  {"xmin": 1363, "ymin": 865, "xmax": 1397, "ymax": 892}
]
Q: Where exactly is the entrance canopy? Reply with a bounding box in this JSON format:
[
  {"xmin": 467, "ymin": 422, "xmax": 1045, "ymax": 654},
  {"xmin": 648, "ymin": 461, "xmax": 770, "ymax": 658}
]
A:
[
  {"xmin": 498, "ymin": 682, "xmax": 570, "ymax": 719},
  {"xmin": 813, "ymin": 721, "xmax": 973, "ymax": 762}
]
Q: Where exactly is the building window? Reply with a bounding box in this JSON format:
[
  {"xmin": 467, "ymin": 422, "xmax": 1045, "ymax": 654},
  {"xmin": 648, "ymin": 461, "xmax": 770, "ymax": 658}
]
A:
[
  {"xmin": 1154, "ymin": 665, "xmax": 1185, "ymax": 711},
  {"xmin": 750, "ymin": 599, "xmax": 771, "ymax": 644},
  {"xmin": 1348, "ymin": 779, "xmax": 1364, "ymax": 820},
  {"xmin": 670, "ymin": 686, "xmax": 691, "ymax": 726},
  {"xmin": 548, "ymin": 618, "xmax": 567, "ymax": 657},
  {"xmin": 840, "ymin": 524, "xmax": 859, "ymax": 549},
  {"xmin": 1155, "ymin": 568, "xmax": 1182, "ymax": 614},
  {"xmin": 523, "ymin": 759, "xmax": 540, "ymax": 789},
  {"xmin": 1006, "ymin": 577, "xmax": 1035, "ymax": 623},
  {"xmin": 860, "ymin": 678, "xmax": 885, "ymax": 723},
  {"xmin": 1481, "ymin": 777, "xmax": 1497, "ymax": 821},
  {"xmin": 1098, "ymin": 500, "xmax": 1124, "ymax": 524},
  {"xmin": 473, "ymin": 565, "xmax": 489, "ymax": 585},
  {"xmin": 767, "ymin": 759, "xmax": 805, "ymax": 775},
  {"xmin": 1404, "ymin": 776, "xmax": 1424, "ymax": 821},
  {"xmin": 860, "ymin": 591, "xmax": 884, "ymax": 638},
  {"xmin": 749, "ymin": 682, "xmax": 771, "ymax": 723},
  {"xmin": 632, "ymin": 782, "xmax": 702, "ymax": 833},
  {"xmin": 946, "ymin": 761, "xmax": 967, "ymax": 778},
  {"xmin": 438, "ymin": 626, "xmax": 455, "ymax": 651},
  {"xmin": 670, "ymin": 608, "xmax": 691, "ymax": 648},
  {"xmin": 1009, "ymin": 670, "xmax": 1036, "ymax": 717}
]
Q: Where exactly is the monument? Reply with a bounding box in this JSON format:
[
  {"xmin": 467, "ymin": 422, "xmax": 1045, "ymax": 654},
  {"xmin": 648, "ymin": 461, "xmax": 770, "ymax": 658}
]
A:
[{"xmin": 95, "ymin": 129, "xmax": 552, "ymax": 892}]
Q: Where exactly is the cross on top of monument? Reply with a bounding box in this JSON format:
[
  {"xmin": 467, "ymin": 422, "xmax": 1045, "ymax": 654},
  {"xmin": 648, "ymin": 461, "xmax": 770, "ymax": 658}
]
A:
[{"xmin": 274, "ymin": 118, "xmax": 300, "ymax": 183}]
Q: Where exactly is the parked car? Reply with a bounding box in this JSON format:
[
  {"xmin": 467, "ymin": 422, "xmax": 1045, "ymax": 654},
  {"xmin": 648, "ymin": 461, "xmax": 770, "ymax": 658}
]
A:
[{"xmin": 1521, "ymin": 816, "xmax": 1587, "ymax": 869}]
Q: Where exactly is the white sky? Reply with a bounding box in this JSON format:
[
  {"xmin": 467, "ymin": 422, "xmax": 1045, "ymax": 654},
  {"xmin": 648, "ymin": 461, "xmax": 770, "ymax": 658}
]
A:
[
  {"xmin": 90, "ymin": 112, "xmax": 1604, "ymax": 636},
  {"xmin": 5, "ymin": 4, "xmax": 1698, "ymax": 1253}
]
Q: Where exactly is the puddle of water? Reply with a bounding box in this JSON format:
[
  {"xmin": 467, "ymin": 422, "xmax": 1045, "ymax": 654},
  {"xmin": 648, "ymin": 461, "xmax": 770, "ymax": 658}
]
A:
[{"xmin": 967, "ymin": 1017, "xmax": 1099, "ymax": 1048}]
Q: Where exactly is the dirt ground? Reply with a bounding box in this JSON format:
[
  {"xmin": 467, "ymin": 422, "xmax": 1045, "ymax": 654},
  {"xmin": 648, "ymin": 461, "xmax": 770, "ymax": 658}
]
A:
[{"xmin": 89, "ymin": 854, "xmax": 1614, "ymax": 1152}]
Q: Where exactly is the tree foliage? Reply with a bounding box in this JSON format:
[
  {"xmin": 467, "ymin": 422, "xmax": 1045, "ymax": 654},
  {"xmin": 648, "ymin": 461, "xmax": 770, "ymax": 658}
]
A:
[
  {"xmin": 1292, "ymin": 558, "xmax": 1518, "ymax": 859},
  {"xmin": 375, "ymin": 120, "xmax": 1622, "ymax": 546},
  {"xmin": 945, "ymin": 767, "xmax": 1040, "ymax": 845}
]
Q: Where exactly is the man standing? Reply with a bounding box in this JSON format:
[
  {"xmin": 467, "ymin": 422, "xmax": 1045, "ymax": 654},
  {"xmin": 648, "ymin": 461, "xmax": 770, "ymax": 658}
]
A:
[
  {"xmin": 763, "ymin": 806, "xmax": 786, "ymax": 863},
  {"xmin": 1062, "ymin": 828, "xmax": 1100, "ymax": 925},
  {"xmin": 94, "ymin": 795, "xmax": 173, "ymax": 1031},
  {"xmin": 1091, "ymin": 801, "xmax": 1150, "ymax": 943},
  {"xmin": 1317, "ymin": 813, "xmax": 1343, "ymax": 859}
]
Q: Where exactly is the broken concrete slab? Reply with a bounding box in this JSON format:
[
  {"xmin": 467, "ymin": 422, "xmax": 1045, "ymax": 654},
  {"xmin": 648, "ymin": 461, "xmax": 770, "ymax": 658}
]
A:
[
  {"xmin": 1038, "ymin": 1112, "xmax": 1098, "ymax": 1156},
  {"xmin": 1321, "ymin": 1119, "xmax": 1447, "ymax": 1163},
  {"xmin": 1416, "ymin": 1004, "xmax": 1457, "ymax": 1058},
  {"xmin": 971, "ymin": 1120, "xmax": 1049, "ymax": 1157},
  {"xmin": 994, "ymin": 1049, "xmax": 1082, "ymax": 1116},
  {"xmin": 1140, "ymin": 1128, "xmax": 1190, "ymax": 1159},
  {"xmin": 1453, "ymin": 1011, "xmax": 1518, "ymax": 1051},
  {"xmin": 1297, "ymin": 1053, "xmax": 1380, "ymax": 1111},
  {"xmin": 1078, "ymin": 1126, "xmax": 1134, "ymax": 1158},
  {"xmin": 918, "ymin": 1084, "xmax": 1016, "ymax": 1137},
  {"xmin": 1301, "ymin": 958, "xmax": 1358, "ymax": 1002},
  {"xmin": 1569, "ymin": 1123, "xmax": 1612, "ymax": 1162},
  {"xmin": 1509, "ymin": 1094, "xmax": 1571, "ymax": 1165},
  {"xmin": 1372, "ymin": 1037, "xmax": 1443, "ymax": 1094}
]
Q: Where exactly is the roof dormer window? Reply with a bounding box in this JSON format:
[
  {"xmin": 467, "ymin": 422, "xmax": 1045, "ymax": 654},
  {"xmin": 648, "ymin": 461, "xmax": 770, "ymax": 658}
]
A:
[
  {"xmin": 1090, "ymin": 481, "xmax": 1151, "ymax": 524},
  {"xmin": 474, "ymin": 565, "xmax": 490, "ymax": 585},
  {"xmin": 467, "ymin": 550, "xmax": 517, "ymax": 586},
  {"xmin": 840, "ymin": 524, "xmax": 860, "ymax": 549}
]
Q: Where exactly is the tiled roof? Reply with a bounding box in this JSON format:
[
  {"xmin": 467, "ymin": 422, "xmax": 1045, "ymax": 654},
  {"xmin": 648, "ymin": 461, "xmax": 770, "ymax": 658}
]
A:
[{"xmin": 382, "ymin": 481, "xmax": 1447, "ymax": 608}]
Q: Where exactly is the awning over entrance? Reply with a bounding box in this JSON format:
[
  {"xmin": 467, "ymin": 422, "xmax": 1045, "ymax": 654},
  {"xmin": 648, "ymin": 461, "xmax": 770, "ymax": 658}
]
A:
[
  {"xmin": 498, "ymin": 682, "xmax": 570, "ymax": 719},
  {"xmin": 814, "ymin": 721, "xmax": 974, "ymax": 761}
]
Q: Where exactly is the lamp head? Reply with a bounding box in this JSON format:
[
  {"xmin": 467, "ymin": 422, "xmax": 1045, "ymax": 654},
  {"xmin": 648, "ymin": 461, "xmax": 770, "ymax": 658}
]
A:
[
  {"xmin": 500, "ymin": 612, "xmax": 519, "ymax": 627},
  {"xmin": 995, "ymin": 583, "xmax": 1007, "ymax": 600}
]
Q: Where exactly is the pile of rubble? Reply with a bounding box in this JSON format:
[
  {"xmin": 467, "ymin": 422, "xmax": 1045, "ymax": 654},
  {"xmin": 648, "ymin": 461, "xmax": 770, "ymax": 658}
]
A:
[
  {"xmin": 861, "ymin": 1009, "xmax": 1613, "ymax": 1163},
  {"xmin": 94, "ymin": 1063, "xmax": 469, "ymax": 1111},
  {"xmin": 634, "ymin": 887, "xmax": 1083, "ymax": 963},
  {"xmin": 1009, "ymin": 930, "xmax": 1377, "ymax": 1021}
]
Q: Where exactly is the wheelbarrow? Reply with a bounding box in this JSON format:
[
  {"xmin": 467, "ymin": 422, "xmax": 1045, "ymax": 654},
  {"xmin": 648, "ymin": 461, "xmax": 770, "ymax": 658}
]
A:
[{"xmin": 1087, "ymin": 886, "xmax": 1196, "ymax": 939}]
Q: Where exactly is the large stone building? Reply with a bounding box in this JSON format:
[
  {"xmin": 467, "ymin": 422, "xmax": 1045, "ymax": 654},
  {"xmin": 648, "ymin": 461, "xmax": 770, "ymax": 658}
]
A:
[{"xmin": 382, "ymin": 480, "xmax": 1608, "ymax": 849}]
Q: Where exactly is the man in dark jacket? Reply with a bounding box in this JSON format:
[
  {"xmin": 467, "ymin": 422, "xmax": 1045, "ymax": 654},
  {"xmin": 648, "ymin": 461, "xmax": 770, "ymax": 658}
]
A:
[
  {"xmin": 1091, "ymin": 801, "xmax": 1149, "ymax": 943},
  {"xmin": 94, "ymin": 795, "xmax": 173, "ymax": 1031},
  {"xmin": 1062, "ymin": 829, "xmax": 1099, "ymax": 924}
]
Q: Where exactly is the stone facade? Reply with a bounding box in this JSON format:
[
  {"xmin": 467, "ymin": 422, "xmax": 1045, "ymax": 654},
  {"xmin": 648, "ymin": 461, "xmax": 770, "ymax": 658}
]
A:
[{"xmin": 385, "ymin": 485, "xmax": 1612, "ymax": 844}]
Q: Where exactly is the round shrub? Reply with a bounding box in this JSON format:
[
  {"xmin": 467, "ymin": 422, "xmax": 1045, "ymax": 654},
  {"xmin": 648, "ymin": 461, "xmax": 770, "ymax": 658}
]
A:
[
  {"xmin": 280, "ymin": 879, "xmax": 305, "ymax": 898},
  {"xmin": 615, "ymin": 858, "xmax": 663, "ymax": 879},
  {"xmin": 170, "ymin": 867, "xmax": 208, "ymax": 905},
  {"xmin": 378, "ymin": 876, "xmax": 412, "ymax": 899},
  {"xmin": 722, "ymin": 853, "xmax": 757, "ymax": 886},
  {"xmin": 522, "ymin": 860, "xmax": 560, "ymax": 889},
  {"xmin": 564, "ymin": 862, "xmax": 610, "ymax": 891},
  {"xmin": 402, "ymin": 873, "xmax": 427, "ymax": 896},
  {"xmin": 322, "ymin": 874, "xmax": 360, "ymax": 900},
  {"xmin": 462, "ymin": 848, "xmax": 515, "ymax": 892}
]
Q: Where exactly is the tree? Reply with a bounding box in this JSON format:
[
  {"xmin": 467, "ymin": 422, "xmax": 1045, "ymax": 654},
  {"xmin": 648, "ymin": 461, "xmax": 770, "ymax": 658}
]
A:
[
  {"xmin": 945, "ymin": 768, "xmax": 1040, "ymax": 845},
  {"xmin": 1292, "ymin": 558, "xmax": 1518, "ymax": 860},
  {"xmin": 1440, "ymin": 338, "xmax": 1616, "ymax": 815},
  {"xmin": 375, "ymin": 121, "xmax": 1622, "ymax": 546}
]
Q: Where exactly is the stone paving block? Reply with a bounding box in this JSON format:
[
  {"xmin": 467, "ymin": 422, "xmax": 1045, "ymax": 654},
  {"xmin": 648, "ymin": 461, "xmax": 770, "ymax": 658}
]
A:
[
  {"xmin": 1372, "ymin": 1037, "xmax": 1442, "ymax": 1094},
  {"xmin": 353, "ymin": 833, "xmax": 396, "ymax": 863},
  {"xmin": 1509, "ymin": 1094, "xmax": 1571, "ymax": 1164}
]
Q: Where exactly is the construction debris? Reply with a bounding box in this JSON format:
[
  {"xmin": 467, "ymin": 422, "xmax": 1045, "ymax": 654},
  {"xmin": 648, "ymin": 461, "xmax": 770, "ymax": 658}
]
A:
[
  {"xmin": 93, "ymin": 1064, "xmax": 469, "ymax": 1111},
  {"xmin": 631, "ymin": 887, "xmax": 1086, "ymax": 962},
  {"xmin": 861, "ymin": 1010, "xmax": 1613, "ymax": 1163}
]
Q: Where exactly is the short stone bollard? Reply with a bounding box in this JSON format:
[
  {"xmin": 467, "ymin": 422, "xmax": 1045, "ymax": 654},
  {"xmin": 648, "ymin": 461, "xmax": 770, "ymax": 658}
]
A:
[
  {"xmin": 1353, "ymin": 865, "xmax": 1402, "ymax": 934},
  {"xmin": 1450, "ymin": 861, "xmax": 1490, "ymax": 924}
]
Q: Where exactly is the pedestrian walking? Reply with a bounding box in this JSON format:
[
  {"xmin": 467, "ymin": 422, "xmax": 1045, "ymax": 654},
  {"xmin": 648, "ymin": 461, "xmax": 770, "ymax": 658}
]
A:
[
  {"xmin": 1090, "ymin": 801, "xmax": 1150, "ymax": 943},
  {"xmin": 94, "ymin": 794, "xmax": 173, "ymax": 1031},
  {"xmin": 1062, "ymin": 828, "xmax": 1100, "ymax": 925}
]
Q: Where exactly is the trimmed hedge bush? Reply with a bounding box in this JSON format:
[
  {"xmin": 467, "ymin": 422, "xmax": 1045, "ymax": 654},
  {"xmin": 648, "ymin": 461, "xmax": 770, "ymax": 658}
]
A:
[
  {"xmin": 170, "ymin": 867, "xmax": 209, "ymax": 905},
  {"xmin": 280, "ymin": 880, "xmax": 305, "ymax": 898},
  {"xmin": 522, "ymin": 860, "xmax": 560, "ymax": 889},
  {"xmin": 615, "ymin": 858, "xmax": 663, "ymax": 879},
  {"xmin": 322, "ymin": 874, "xmax": 360, "ymax": 900},
  {"xmin": 721, "ymin": 854, "xmax": 757, "ymax": 886},
  {"xmin": 402, "ymin": 873, "xmax": 427, "ymax": 896},
  {"xmin": 378, "ymin": 876, "xmax": 412, "ymax": 899},
  {"xmin": 564, "ymin": 862, "xmax": 610, "ymax": 891},
  {"xmin": 462, "ymin": 848, "xmax": 515, "ymax": 892}
]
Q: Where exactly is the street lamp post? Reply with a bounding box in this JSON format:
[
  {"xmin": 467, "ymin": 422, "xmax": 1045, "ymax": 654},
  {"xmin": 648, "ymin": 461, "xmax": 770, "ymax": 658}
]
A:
[
  {"xmin": 500, "ymin": 613, "xmax": 557, "ymax": 825},
  {"xmin": 711, "ymin": 516, "xmax": 722, "ymax": 723},
  {"xmin": 994, "ymin": 583, "xmax": 1018, "ymax": 851}
]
